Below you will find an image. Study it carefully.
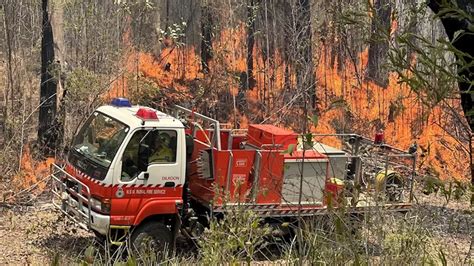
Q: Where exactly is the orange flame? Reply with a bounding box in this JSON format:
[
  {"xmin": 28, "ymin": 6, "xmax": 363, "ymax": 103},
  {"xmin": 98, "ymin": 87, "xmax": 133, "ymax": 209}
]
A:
[
  {"xmin": 108, "ymin": 22, "xmax": 469, "ymax": 180},
  {"xmin": 13, "ymin": 146, "xmax": 55, "ymax": 193},
  {"xmin": 316, "ymin": 46, "xmax": 469, "ymax": 180}
]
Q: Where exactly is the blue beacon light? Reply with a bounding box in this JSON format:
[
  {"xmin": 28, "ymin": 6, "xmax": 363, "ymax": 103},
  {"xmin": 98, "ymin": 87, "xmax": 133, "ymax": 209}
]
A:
[{"xmin": 111, "ymin": 98, "xmax": 132, "ymax": 107}]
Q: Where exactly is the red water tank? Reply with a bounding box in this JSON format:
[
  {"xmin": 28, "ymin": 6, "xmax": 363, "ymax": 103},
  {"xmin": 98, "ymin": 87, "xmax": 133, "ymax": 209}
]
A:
[{"xmin": 247, "ymin": 124, "xmax": 298, "ymax": 150}]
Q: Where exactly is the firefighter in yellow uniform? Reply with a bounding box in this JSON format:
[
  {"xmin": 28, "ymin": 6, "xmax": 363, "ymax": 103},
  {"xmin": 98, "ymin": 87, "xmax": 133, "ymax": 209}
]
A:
[{"xmin": 149, "ymin": 133, "xmax": 173, "ymax": 163}]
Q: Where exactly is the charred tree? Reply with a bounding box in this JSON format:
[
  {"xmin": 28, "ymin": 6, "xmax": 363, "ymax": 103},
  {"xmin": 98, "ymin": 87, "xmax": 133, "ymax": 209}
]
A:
[
  {"xmin": 200, "ymin": 2, "xmax": 213, "ymax": 73},
  {"xmin": 405, "ymin": 0, "xmax": 418, "ymax": 65},
  {"xmin": 428, "ymin": 0, "xmax": 474, "ymax": 131},
  {"xmin": 38, "ymin": 0, "xmax": 58, "ymax": 155},
  {"xmin": 427, "ymin": 0, "xmax": 474, "ymax": 186},
  {"xmin": 296, "ymin": 0, "xmax": 316, "ymax": 110},
  {"xmin": 236, "ymin": 0, "xmax": 258, "ymax": 113},
  {"xmin": 366, "ymin": 0, "xmax": 392, "ymax": 87},
  {"xmin": 245, "ymin": 0, "xmax": 257, "ymax": 90},
  {"xmin": 2, "ymin": 2, "xmax": 14, "ymax": 139},
  {"xmin": 51, "ymin": 0, "xmax": 66, "ymax": 154}
]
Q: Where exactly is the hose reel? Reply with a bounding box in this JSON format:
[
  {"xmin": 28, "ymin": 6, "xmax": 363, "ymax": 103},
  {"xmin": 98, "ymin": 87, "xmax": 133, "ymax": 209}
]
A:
[{"xmin": 375, "ymin": 170, "xmax": 404, "ymax": 202}]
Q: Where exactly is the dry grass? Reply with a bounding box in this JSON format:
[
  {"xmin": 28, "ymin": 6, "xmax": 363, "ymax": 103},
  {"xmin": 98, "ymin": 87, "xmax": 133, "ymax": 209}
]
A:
[{"xmin": 1, "ymin": 187, "xmax": 470, "ymax": 265}]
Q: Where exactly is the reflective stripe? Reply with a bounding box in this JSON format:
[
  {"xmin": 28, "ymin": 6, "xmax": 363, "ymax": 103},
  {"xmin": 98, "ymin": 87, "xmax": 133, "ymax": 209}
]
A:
[{"xmin": 67, "ymin": 163, "xmax": 185, "ymax": 189}]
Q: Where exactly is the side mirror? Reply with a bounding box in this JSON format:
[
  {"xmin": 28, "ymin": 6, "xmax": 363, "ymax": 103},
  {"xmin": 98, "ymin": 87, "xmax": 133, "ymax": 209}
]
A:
[{"xmin": 138, "ymin": 143, "xmax": 151, "ymax": 172}]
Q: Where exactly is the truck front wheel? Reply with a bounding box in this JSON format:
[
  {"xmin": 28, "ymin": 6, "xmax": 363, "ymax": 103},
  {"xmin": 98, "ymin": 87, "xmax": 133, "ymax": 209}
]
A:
[{"xmin": 130, "ymin": 222, "xmax": 172, "ymax": 259}]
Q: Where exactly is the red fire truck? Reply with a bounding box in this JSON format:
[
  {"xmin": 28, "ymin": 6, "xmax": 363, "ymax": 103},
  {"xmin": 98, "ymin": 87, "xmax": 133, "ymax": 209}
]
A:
[{"xmin": 51, "ymin": 98, "xmax": 416, "ymax": 250}]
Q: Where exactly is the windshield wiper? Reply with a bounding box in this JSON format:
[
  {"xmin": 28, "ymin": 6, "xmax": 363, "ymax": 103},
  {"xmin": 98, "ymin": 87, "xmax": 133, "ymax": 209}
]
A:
[
  {"xmin": 95, "ymin": 152, "xmax": 107, "ymax": 159},
  {"xmin": 74, "ymin": 146, "xmax": 109, "ymax": 168}
]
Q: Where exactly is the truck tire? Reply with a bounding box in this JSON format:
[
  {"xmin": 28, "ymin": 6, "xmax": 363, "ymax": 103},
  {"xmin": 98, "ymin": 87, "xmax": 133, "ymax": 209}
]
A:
[{"xmin": 130, "ymin": 222, "xmax": 172, "ymax": 258}]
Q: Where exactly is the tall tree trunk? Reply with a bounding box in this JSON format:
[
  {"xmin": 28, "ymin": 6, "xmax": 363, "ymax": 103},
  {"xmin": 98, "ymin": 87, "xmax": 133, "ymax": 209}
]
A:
[
  {"xmin": 404, "ymin": 0, "xmax": 417, "ymax": 66},
  {"xmin": 38, "ymin": 0, "xmax": 58, "ymax": 156},
  {"xmin": 366, "ymin": 0, "xmax": 392, "ymax": 87},
  {"xmin": 246, "ymin": 0, "xmax": 257, "ymax": 90},
  {"xmin": 200, "ymin": 1, "xmax": 213, "ymax": 73},
  {"xmin": 2, "ymin": 1, "xmax": 14, "ymax": 139},
  {"xmin": 50, "ymin": 0, "xmax": 65, "ymax": 151},
  {"xmin": 296, "ymin": 0, "xmax": 316, "ymax": 110},
  {"xmin": 428, "ymin": 0, "xmax": 474, "ymax": 186},
  {"xmin": 236, "ymin": 0, "xmax": 258, "ymax": 113},
  {"xmin": 428, "ymin": 0, "xmax": 474, "ymax": 131}
]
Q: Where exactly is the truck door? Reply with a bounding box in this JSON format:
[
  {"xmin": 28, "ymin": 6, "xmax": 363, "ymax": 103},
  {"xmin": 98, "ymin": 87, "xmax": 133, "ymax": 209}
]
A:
[{"xmin": 110, "ymin": 129, "xmax": 183, "ymax": 225}]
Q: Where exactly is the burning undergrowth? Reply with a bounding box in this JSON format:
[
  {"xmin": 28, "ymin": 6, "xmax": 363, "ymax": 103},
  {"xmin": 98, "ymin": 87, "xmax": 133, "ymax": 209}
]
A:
[
  {"xmin": 103, "ymin": 19, "xmax": 469, "ymax": 181},
  {"xmin": 3, "ymin": 146, "xmax": 55, "ymax": 203}
]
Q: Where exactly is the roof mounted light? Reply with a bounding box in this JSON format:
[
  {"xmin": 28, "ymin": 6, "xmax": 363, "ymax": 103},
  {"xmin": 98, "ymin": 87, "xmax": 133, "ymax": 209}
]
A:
[
  {"xmin": 136, "ymin": 107, "xmax": 158, "ymax": 120},
  {"xmin": 111, "ymin": 98, "xmax": 132, "ymax": 107}
]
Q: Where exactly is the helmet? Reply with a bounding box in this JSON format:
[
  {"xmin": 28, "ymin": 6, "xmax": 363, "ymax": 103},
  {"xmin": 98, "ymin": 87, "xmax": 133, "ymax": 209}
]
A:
[{"xmin": 160, "ymin": 132, "xmax": 171, "ymax": 146}]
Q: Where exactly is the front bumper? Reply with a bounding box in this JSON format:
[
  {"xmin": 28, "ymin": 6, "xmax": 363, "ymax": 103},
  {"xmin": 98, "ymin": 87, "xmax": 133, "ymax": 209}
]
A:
[
  {"xmin": 64, "ymin": 195, "xmax": 110, "ymax": 235},
  {"xmin": 51, "ymin": 164, "xmax": 110, "ymax": 236}
]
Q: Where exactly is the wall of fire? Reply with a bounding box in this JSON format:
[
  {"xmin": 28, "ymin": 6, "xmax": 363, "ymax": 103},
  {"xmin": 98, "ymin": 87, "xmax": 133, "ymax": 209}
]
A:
[{"xmin": 106, "ymin": 0, "xmax": 469, "ymax": 180}]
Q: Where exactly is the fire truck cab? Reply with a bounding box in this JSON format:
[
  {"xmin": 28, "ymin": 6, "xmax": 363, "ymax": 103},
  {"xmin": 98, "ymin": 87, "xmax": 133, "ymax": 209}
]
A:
[
  {"xmin": 52, "ymin": 98, "xmax": 188, "ymax": 246},
  {"xmin": 51, "ymin": 98, "xmax": 415, "ymax": 250}
]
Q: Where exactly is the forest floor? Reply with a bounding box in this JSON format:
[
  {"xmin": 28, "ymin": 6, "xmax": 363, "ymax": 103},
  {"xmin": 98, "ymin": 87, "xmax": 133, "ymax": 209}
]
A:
[
  {"xmin": 0, "ymin": 190, "xmax": 472, "ymax": 264},
  {"xmin": 411, "ymin": 193, "xmax": 472, "ymax": 264},
  {"xmin": 0, "ymin": 195, "xmax": 93, "ymax": 264}
]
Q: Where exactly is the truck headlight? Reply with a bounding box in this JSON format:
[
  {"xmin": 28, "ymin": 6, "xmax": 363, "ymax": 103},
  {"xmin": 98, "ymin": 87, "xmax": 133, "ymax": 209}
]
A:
[
  {"xmin": 90, "ymin": 197, "xmax": 111, "ymax": 214},
  {"xmin": 90, "ymin": 197, "xmax": 102, "ymax": 211}
]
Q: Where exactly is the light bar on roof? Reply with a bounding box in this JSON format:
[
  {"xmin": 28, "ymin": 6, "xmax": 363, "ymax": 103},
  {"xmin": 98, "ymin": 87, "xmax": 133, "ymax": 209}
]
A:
[
  {"xmin": 111, "ymin": 98, "xmax": 132, "ymax": 107},
  {"xmin": 136, "ymin": 107, "xmax": 159, "ymax": 120}
]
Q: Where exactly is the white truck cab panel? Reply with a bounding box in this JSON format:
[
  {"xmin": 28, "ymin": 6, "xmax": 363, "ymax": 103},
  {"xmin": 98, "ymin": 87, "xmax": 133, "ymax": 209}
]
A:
[
  {"xmin": 95, "ymin": 105, "xmax": 186, "ymax": 188},
  {"xmin": 112, "ymin": 126, "xmax": 186, "ymax": 188}
]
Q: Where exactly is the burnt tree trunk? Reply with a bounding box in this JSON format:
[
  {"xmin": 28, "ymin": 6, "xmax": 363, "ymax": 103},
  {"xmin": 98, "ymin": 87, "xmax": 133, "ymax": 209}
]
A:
[
  {"xmin": 405, "ymin": 0, "xmax": 418, "ymax": 66},
  {"xmin": 427, "ymin": 0, "xmax": 474, "ymax": 186},
  {"xmin": 245, "ymin": 0, "xmax": 257, "ymax": 90},
  {"xmin": 366, "ymin": 0, "xmax": 392, "ymax": 87},
  {"xmin": 51, "ymin": 0, "xmax": 66, "ymax": 153},
  {"xmin": 236, "ymin": 0, "xmax": 258, "ymax": 113},
  {"xmin": 296, "ymin": 0, "xmax": 316, "ymax": 110},
  {"xmin": 200, "ymin": 2, "xmax": 213, "ymax": 73},
  {"xmin": 428, "ymin": 0, "xmax": 474, "ymax": 131},
  {"xmin": 2, "ymin": 2, "xmax": 14, "ymax": 140},
  {"xmin": 38, "ymin": 0, "xmax": 58, "ymax": 155}
]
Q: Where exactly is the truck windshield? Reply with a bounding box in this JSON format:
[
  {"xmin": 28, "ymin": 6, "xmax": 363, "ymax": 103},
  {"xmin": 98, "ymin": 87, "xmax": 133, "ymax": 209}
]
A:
[{"xmin": 72, "ymin": 111, "xmax": 129, "ymax": 169}]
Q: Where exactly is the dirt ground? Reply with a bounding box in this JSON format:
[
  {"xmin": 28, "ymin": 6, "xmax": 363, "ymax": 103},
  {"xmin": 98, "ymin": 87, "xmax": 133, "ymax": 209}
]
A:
[
  {"xmin": 411, "ymin": 193, "xmax": 473, "ymax": 264},
  {"xmin": 0, "ymin": 200, "xmax": 93, "ymax": 264},
  {"xmin": 0, "ymin": 191, "xmax": 472, "ymax": 265}
]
